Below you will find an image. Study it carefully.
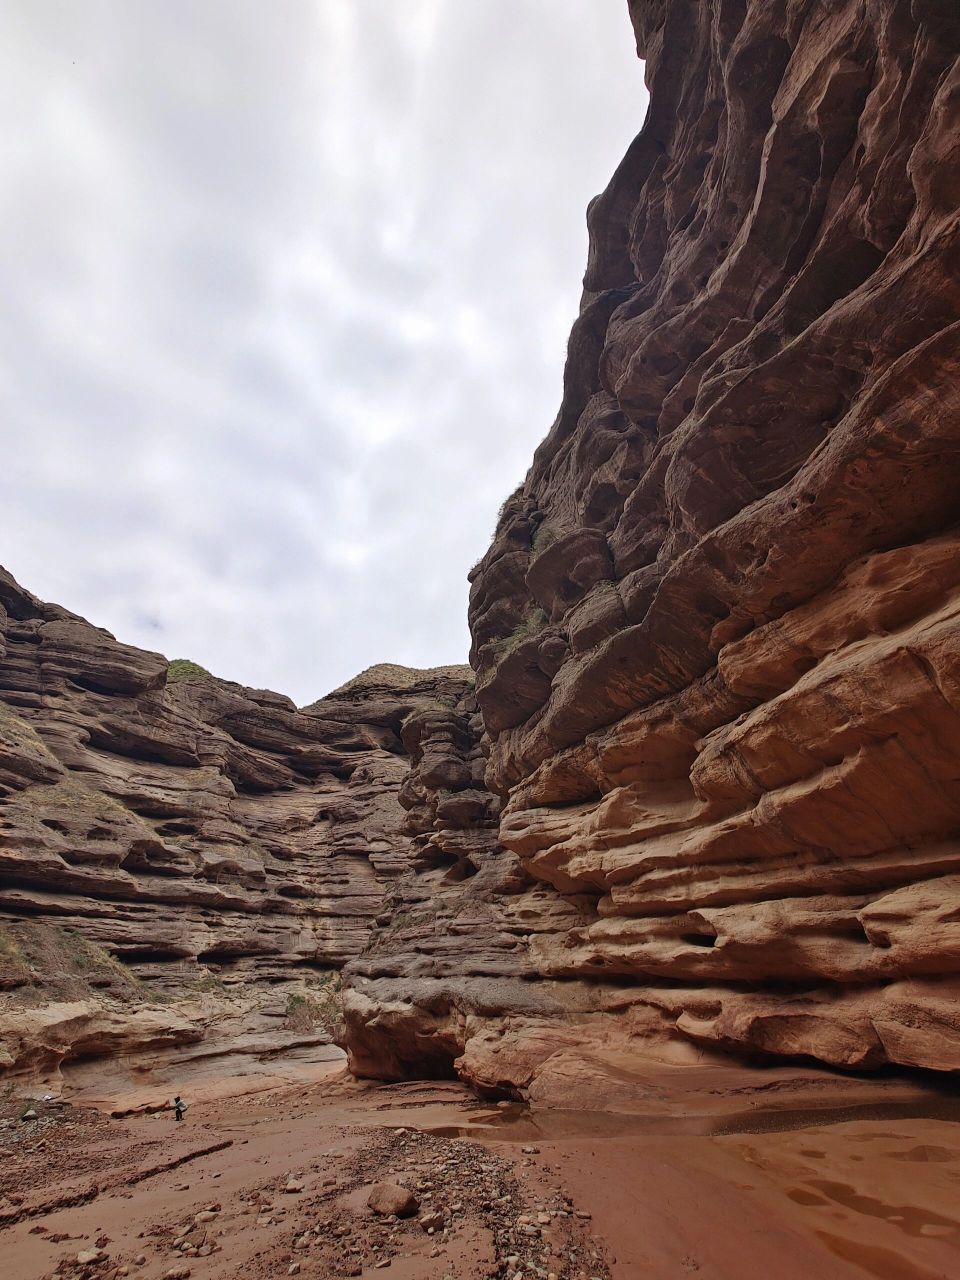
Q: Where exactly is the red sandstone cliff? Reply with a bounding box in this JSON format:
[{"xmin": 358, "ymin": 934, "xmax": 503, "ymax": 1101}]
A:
[
  {"xmin": 341, "ymin": 0, "xmax": 960, "ymax": 1100},
  {"xmin": 0, "ymin": 564, "xmax": 471, "ymax": 1085},
  {"xmin": 4, "ymin": 0, "xmax": 960, "ymax": 1106}
]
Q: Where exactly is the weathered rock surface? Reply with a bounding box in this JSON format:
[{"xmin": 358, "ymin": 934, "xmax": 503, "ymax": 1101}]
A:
[
  {"xmin": 4, "ymin": 0, "xmax": 959, "ymax": 1108},
  {"xmin": 342, "ymin": 694, "xmax": 583, "ymax": 1083},
  {"xmin": 367, "ymin": 1181, "xmax": 419, "ymax": 1218},
  {"xmin": 341, "ymin": 0, "xmax": 960, "ymax": 1098},
  {"xmin": 0, "ymin": 565, "xmax": 472, "ymax": 1084}
]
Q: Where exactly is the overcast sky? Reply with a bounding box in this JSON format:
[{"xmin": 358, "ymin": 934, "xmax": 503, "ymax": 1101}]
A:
[{"xmin": 1, "ymin": 1, "xmax": 646, "ymax": 704}]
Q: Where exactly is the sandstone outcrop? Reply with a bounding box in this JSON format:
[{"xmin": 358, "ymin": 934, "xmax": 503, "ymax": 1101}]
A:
[
  {"xmin": 342, "ymin": 693, "xmax": 586, "ymax": 1082},
  {"xmin": 4, "ymin": 0, "xmax": 959, "ymax": 1109},
  {"xmin": 0, "ymin": 565, "xmax": 471, "ymax": 1085},
  {"xmin": 341, "ymin": 0, "xmax": 960, "ymax": 1098}
]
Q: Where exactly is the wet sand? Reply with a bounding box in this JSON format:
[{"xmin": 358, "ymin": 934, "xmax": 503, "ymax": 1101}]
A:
[{"xmin": 4, "ymin": 1063, "xmax": 960, "ymax": 1279}]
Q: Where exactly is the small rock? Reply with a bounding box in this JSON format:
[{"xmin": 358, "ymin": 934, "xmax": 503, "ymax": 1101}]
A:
[
  {"xmin": 521, "ymin": 1146, "xmax": 540, "ymax": 1155},
  {"xmin": 21, "ymin": 1110, "xmax": 38, "ymax": 1122},
  {"xmin": 194, "ymin": 1211, "xmax": 217, "ymax": 1223},
  {"xmin": 288, "ymin": 1265, "xmax": 301, "ymax": 1276},
  {"xmin": 76, "ymin": 1250, "xmax": 104, "ymax": 1266},
  {"xmin": 367, "ymin": 1182, "xmax": 419, "ymax": 1219},
  {"xmin": 284, "ymin": 1180, "xmax": 304, "ymax": 1194},
  {"xmin": 164, "ymin": 1268, "xmax": 192, "ymax": 1280}
]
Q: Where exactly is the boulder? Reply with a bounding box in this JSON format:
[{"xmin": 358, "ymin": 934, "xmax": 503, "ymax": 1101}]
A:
[{"xmin": 367, "ymin": 1182, "xmax": 419, "ymax": 1218}]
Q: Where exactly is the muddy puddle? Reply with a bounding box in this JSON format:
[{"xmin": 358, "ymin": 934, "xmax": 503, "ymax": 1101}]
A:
[
  {"xmin": 427, "ymin": 1088, "xmax": 960, "ymax": 1142},
  {"xmin": 413, "ymin": 1089, "xmax": 960, "ymax": 1277}
]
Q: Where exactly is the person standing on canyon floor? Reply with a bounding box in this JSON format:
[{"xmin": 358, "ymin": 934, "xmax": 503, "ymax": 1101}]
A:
[{"xmin": 173, "ymin": 1095, "xmax": 187, "ymax": 1122}]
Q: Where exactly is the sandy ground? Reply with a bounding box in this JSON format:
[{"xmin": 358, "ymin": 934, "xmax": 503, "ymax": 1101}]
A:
[{"xmin": 3, "ymin": 1063, "xmax": 960, "ymax": 1280}]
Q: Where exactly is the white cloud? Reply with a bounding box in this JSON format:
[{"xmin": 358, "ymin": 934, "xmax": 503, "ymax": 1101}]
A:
[{"xmin": 0, "ymin": 0, "xmax": 647, "ymax": 703}]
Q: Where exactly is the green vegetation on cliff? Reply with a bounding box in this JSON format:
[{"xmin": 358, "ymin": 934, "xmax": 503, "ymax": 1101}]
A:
[{"xmin": 167, "ymin": 658, "xmax": 211, "ymax": 682}]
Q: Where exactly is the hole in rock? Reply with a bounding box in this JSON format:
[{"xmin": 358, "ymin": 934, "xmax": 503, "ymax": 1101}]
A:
[
  {"xmin": 277, "ymin": 883, "xmax": 312, "ymax": 897},
  {"xmin": 681, "ymin": 932, "xmax": 717, "ymax": 948},
  {"xmin": 233, "ymin": 778, "xmax": 279, "ymax": 796},
  {"xmin": 198, "ymin": 948, "xmax": 249, "ymax": 964},
  {"xmin": 788, "ymin": 660, "xmax": 819, "ymax": 680},
  {"xmin": 117, "ymin": 947, "xmax": 183, "ymax": 963},
  {"xmin": 69, "ymin": 675, "xmax": 126, "ymax": 697},
  {"xmin": 444, "ymin": 858, "xmax": 479, "ymax": 883},
  {"xmin": 157, "ymin": 820, "xmax": 200, "ymax": 837}
]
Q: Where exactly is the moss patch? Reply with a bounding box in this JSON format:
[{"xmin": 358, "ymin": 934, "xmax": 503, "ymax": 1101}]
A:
[
  {"xmin": 323, "ymin": 663, "xmax": 473, "ymax": 699},
  {"xmin": 531, "ymin": 523, "xmax": 560, "ymax": 553},
  {"xmin": 167, "ymin": 658, "xmax": 211, "ymax": 683},
  {"xmin": 493, "ymin": 607, "xmax": 548, "ymax": 657}
]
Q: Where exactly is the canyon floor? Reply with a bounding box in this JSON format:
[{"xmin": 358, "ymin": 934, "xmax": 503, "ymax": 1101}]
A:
[{"xmin": 3, "ymin": 1060, "xmax": 960, "ymax": 1280}]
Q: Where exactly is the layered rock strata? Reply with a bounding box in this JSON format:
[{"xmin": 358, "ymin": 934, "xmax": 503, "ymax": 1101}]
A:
[
  {"xmin": 343, "ymin": 695, "xmax": 590, "ymax": 1083},
  {"xmin": 342, "ymin": 0, "xmax": 960, "ymax": 1096},
  {"xmin": 0, "ymin": 565, "xmax": 471, "ymax": 1083}
]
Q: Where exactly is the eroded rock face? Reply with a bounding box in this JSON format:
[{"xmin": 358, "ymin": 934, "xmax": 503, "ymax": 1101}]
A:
[
  {"xmin": 342, "ymin": 0, "xmax": 960, "ymax": 1097},
  {"xmin": 0, "ymin": 566, "xmax": 472, "ymax": 1083},
  {"xmin": 342, "ymin": 696, "xmax": 548, "ymax": 1081}
]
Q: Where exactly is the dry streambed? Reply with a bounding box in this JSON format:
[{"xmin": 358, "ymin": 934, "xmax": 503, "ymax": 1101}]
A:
[
  {"xmin": 1, "ymin": 1086, "xmax": 613, "ymax": 1280},
  {"xmin": 135, "ymin": 1127, "xmax": 611, "ymax": 1280}
]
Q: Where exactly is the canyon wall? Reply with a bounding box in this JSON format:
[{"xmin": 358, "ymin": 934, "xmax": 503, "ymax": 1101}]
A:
[
  {"xmin": 341, "ymin": 0, "xmax": 960, "ymax": 1100},
  {"xmin": 3, "ymin": 0, "xmax": 959, "ymax": 1107},
  {"xmin": 0, "ymin": 564, "xmax": 471, "ymax": 1084}
]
